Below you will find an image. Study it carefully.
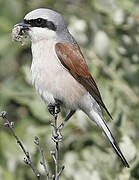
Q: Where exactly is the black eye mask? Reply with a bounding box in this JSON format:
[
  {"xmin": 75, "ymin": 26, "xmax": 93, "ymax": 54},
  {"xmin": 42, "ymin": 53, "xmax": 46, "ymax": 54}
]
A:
[{"xmin": 24, "ymin": 18, "xmax": 57, "ymax": 31}]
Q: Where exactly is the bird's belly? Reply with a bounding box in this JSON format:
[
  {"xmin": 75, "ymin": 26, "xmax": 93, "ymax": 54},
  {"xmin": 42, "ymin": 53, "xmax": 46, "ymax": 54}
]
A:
[{"xmin": 31, "ymin": 57, "xmax": 86, "ymax": 110}]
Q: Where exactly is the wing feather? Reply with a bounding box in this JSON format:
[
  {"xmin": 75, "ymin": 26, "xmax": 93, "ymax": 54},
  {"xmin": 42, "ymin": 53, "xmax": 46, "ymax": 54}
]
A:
[{"xmin": 55, "ymin": 42, "xmax": 112, "ymax": 119}]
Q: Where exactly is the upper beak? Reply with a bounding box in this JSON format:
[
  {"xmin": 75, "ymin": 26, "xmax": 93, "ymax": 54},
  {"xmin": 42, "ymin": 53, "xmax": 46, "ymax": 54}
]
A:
[{"xmin": 14, "ymin": 22, "xmax": 30, "ymax": 31}]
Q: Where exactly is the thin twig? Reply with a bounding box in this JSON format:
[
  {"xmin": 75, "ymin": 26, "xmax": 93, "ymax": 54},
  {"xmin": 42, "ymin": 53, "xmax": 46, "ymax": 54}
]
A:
[
  {"xmin": 50, "ymin": 106, "xmax": 64, "ymax": 180},
  {"xmin": 51, "ymin": 113, "xmax": 59, "ymax": 180},
  {"xmin": 34, "ymin": 136, "xmax": 49, "ymax": 180},
  {"xmin": 0, "ymin": 109, "xmax": 65, "ymax": 180},
  {"xmin": 0, "ymin": 111, "xmax": 41, "ymax": 180},
  {"xmin": 58, "ymin": 165, "xmax": 65, "ymax": 178}
]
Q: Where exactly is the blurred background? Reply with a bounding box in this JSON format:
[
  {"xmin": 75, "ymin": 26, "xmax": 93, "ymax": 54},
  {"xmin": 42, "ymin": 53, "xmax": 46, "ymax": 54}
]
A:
[{"xmin": 0, "ymin": 0, "xmax": 139, "ymax": 180}]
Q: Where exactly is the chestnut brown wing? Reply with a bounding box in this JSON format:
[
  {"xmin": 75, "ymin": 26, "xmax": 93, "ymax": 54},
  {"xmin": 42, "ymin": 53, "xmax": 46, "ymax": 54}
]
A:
[{"xmin": 55, "ymin": 42, "xmax": 112, "ymax": 119}]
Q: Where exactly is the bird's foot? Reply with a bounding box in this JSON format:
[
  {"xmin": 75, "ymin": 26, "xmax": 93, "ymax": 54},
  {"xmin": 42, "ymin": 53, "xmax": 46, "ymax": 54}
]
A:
[
  {"xmin": 48, "ymin": 103, "xmax": 55, "ymax": 115},
  {"xmin": 48, "ymin": 100, "xmax": 61, "ymax": 115},
  {"xmin": 55, "ymin": 102, "xmax": 60, "ymax": 114},
  {"xmin": 54, "ymin": 99, "xmax": 62, "ymax": 114}
]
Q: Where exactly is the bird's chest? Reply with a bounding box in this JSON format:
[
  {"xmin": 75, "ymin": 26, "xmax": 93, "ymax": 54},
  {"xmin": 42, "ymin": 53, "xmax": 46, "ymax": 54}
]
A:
[
  {"xmin": 31, "ymin": 41, "xmax": 63, "ymax": 92},
  {"xmin": 30, "ymin": 40, "xmax": 86, "ymax": 108}
]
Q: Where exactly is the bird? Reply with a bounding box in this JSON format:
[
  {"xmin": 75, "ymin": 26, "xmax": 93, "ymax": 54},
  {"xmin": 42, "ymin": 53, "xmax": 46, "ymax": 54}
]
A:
[{"xmin": 15, "ymin": 8, "xmax": 129, "ymax": 168}]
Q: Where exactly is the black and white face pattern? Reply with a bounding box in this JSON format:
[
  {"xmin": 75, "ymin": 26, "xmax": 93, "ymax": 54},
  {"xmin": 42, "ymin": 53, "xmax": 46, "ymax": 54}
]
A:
[
  {"xmin": 22, "ymin": 8, "xmax": 68, "ymax": 42},
  {"xmin": 24, "ymin": 18, "xmax": 57, "ymax": 31}
]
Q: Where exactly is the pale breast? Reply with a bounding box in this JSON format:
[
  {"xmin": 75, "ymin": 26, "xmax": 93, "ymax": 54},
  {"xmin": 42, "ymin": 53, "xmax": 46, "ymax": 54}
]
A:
[{"xmin": 31, "ymin": 40, "xmax": 87, "ymax": 109}]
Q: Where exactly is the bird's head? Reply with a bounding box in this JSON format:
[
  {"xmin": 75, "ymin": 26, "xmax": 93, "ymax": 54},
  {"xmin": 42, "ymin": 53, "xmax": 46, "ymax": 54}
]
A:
[{"xmin": 17, "ymin": 8, "xmax": 67, "ymax": 43}]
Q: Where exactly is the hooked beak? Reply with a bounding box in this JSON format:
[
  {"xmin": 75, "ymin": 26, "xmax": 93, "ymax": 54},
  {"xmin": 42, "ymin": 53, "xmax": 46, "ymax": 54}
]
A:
[{"xmin": 15, "ymin": 22, "xmax": 30, "ymax": 32}]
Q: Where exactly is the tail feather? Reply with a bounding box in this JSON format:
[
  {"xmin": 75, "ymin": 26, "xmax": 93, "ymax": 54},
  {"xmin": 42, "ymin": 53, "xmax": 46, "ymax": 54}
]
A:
[
  {"xmin": 91, "ymin": 112, "xmax": 130, "ymax": 168},
  {"xmin": 102, "ymin": 120, "xmax": 130, "ymax": 168}
]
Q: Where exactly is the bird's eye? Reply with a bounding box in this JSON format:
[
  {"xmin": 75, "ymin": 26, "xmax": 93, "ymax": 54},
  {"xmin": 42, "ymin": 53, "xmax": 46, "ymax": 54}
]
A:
[{"xmin": 35, "ymin": 18, "xmax": 44, "ymax": 26}]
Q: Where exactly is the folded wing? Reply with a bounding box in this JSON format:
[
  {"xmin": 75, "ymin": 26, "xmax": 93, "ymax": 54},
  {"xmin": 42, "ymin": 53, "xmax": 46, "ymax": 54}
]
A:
[{"xmin": 55, "ymin": 42, "xmax": 112, "ymax": 119}]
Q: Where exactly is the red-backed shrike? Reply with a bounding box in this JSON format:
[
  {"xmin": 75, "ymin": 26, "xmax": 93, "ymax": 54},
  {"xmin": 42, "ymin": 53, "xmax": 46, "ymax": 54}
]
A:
[{"xmin": 15, "ymin": 8, "xmax": 129, "ymax": 167}]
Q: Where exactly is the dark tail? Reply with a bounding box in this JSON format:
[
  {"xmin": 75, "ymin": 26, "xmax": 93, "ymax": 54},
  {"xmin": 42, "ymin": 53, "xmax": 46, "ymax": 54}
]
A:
[
  {"xmin": 102, "ymin": 121, "xmax": 130, "ymax": 168},
  {"xmin": 91, "ymin": 112, "xmax": 130, "ymax": 168}
]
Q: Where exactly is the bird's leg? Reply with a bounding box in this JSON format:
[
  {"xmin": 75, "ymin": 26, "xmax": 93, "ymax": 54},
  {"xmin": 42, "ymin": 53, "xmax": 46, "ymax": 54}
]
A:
[
  {"xmin": 48, "ymin": 99, "xmax": 62, "ymax": 115},
  {"xmin": 54, "ymin": 99, "xmax": 61, "ymax": 114},
  {"xmin": 48, "ymin": 100, "xmax": 75, "ymax": 140},
  {"xmin": 48, "ymin": 99, "xmax": 62, "ymax": 141},
  {"xmin": 48, "ymin": 103, "xmax": 55, "ymax": 115},
  {"xmin": 57, "ymin": 110, "xmax": 76, "ymax": 135}
]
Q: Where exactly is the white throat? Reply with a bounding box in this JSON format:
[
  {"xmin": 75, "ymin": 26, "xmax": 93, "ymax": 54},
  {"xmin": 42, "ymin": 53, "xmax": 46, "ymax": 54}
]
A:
[{"xmin": 28, "ymin": 27, "xmax": 57, "ymax": 43}]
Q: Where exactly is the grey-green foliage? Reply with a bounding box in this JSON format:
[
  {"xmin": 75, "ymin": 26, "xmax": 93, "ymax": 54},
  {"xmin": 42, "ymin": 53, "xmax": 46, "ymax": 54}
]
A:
[{"xmin": 0, "ymin": 0, "xmax": 139, "ymax": 180}]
